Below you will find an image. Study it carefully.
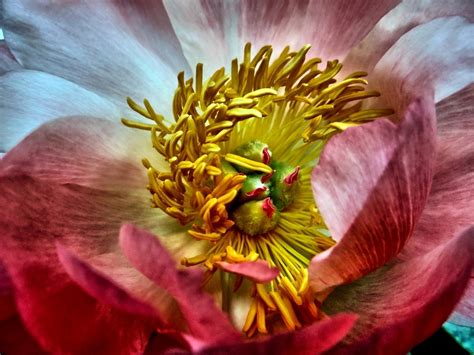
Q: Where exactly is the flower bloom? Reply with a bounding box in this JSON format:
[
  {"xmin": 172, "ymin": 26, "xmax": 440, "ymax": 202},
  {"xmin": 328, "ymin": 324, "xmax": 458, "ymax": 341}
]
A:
[{"xmin": 0, "ymin": 0, "xmax": 473, "ymax": 354}]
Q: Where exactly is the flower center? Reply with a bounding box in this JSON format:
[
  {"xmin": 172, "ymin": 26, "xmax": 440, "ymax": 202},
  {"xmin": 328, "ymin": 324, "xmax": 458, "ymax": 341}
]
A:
[{"xmin": 123, "ymin": 43, "xmax": 393, "ymax": 336}]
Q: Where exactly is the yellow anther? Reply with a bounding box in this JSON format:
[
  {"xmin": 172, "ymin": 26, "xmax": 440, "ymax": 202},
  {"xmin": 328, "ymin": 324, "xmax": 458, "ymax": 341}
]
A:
[
  {"xmin": 256, "ymin": 284, "xmax": 276, "ymax": 311},
  {"xmin": 181, "ymin": 253, "xmax": 208, "ymax": 266},
  {"xmin": 242, "ymin": 298, "xmax": 258, "ymax": 333},
  {"xmin": 256, "ymin": 299, "xmax": 268, "ymax": 334},
  {"xmin": 224, "ymin": 154, "xmax": 273, "ymax": 174},
  {"xmin": 329, "ymin": 122, "xmax": 360, "ymax": 131},
  {"xmin": 226, "ymin": 107, "xmax": 263, "ymax": 119},
  {"xmin": 280, "ymin": 277, "xmax": 303, "ymax": 305},
  {"xmin": 244, "ymin": 88, "xmax": 278, "ymax": 98},
  {"xmin": 270, "ymin": 291, "xmax": 296, "ymax": 331}
]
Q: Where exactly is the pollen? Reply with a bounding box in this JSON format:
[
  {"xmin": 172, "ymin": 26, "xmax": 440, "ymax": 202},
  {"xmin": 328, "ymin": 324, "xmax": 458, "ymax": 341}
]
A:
[{"xmin": 123, "ymin": 43, "xmax": 393, "ymax": 336}]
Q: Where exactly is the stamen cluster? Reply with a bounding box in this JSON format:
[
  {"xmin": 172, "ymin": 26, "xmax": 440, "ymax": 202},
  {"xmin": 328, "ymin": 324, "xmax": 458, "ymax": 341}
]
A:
[{"xmin": 123, "ymin": 43, "xmax": 392, "ymax": 335}]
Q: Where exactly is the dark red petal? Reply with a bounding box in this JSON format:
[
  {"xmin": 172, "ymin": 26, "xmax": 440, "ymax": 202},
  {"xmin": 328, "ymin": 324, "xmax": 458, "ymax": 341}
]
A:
[
  {"xmin": 0, "ymin": 176, "xmax": 160, "ymax": 353},
  {"xmin": 57, "ymin": 243, "xmax": 161, "ymax": 319},
  {"xmin": 0, "ymin": 315, "xmax": 46, "ymax": 354},
  {"xmin": 323, "ymin": 226, "xmax": 473, "ymax": 354},
  {"xmin": 0, "ymin": 260, "xmax": 16, "ymax": 320},
  {"xmin": 310, "ymin": 97, "xmax": 436, "ymax": 292},
  {"xmin": 119, "ymin": 224, "xmax": 241, "ymax": 349},
  {"xmin": 200, "ymin": 313, "xmax": 357, "ymax": 355},
  {"xmin": 215, "ymin": 261, "xmax": 279, "ymax": 283}
]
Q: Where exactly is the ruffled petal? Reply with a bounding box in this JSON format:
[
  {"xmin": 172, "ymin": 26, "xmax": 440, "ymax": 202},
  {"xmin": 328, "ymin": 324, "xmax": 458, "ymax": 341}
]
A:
[
  {"xmin": 119, "ymin": 224, "xmax": 241, "ymax": 350},
  {"xmin": 199, "ymin": 314, "xmax": 357, "ymax": 355},
  {"xmin": 57, "ymin": 244, "xmax": 162, "ymax": 319},
  {"xmin": 0, "ymin": 40, "xmax": 21, "ymax": 74},
  {"xmin": 0, "ymin": 176, "xmax": 175, "ymax": 353},
  {"xmin": 0, "ymin": 71, "xmax": 119, "ymax": 152},
  {"xmin": 344, "ymin": 0, "xmax": 474, "ymax": 73},
  {"xmin": 2, "ymin": 0, "xmax": 188, "ymax": 115},
  {"xmin": 215, "ymin": 261, "xmax": 279, "ymax": 283},
  {"xmin": 323, "ymin": 226, "xmax": 473, "ymax": 354},
  {"xmin": 309, "ymin": 96, "xmax": 436, "ymax": 292},
  {"xmin": 1, "ymin": 116, "xmax": 155, "ymax": 190},
  {"xmin": 240, "ymin": 0, "xmax": 399, "ymax": 60},
  {"xmin": 369, "ymin": 16, "xmax": 474, "ymax": 113},
  {"xmin": 401, "ymin": 84, "xmax": 474, "ymax": 259}
]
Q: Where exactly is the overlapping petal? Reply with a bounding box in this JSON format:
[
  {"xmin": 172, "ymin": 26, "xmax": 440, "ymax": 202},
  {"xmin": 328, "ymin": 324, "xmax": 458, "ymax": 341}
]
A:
[
  {"xmin": 344, "ymin": 0, "xmax": 474, "ymax": 73},
  {"xmin": 309, "ymin": 96, "xmax": 436, "ymax": 292},
  {"xmin": 369, "ymin": 16, "xmax": 474, "ymax": 112},
  {"xmin": 324, "ymin": 226, "xmax": 473, "ymax": 354},
  {"xmin": 119, "ymin": 224, "xmax": 241, "ymax": 351},
  {"xmin": 215, "ymin": 261, "xmax": 279, "ymax": 283},
  {"xmin": 0, "ymin": 72, "xmax": 119, "ymax": 152},
  {"xmin": 1, "ymin": 0, "xmax": 188, "ymax": 116},
  {"xmin": 163, "ymin": 0, "xmax": 398, "ymax": 71}
]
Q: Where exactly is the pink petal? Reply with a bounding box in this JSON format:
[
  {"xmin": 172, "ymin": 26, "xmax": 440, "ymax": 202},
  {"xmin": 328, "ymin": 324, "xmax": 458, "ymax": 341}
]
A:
[
  {"xmin": 369, "ymin": 16, "xmax": 474, "ymax": 114},
  {"xmin": 0, "ymin": 175, "xmax": 183, "ymax": 353},
  {"xmin": 344, "ymin": 0, "xmax": 474, "ymax": 73},
  {"xmin": 119, "ymin": 224, "xmax": 241, "ymax": 349},
  {"xmin": 199, "ymin": 314, "xmax": 357, "ymax": 354},
  {"xmin": 309, "ymin": 96, "xmax": 436, "ymax": 292},
  {"xmin": 163, "ymin": 0, "xmax": 398, "ymax": 70},
  {"xmin": 57, "ymin": 243, "xmax": 161, "ymax": 319},
  {"xmin": 401, "ymin": 85, "xmax": 474, "ymax": 259},
  {"xmin": 322, "ymin": 226, "xmax": 473, "ymax": 353},
  {"xmin": 111, "ymin": 0, "xmax": 190, "ymax": 73},
  {"xmin": 0, "ymin": 72, "xmax": 119, "ymax": 152},
  {"xmin": 2, "ymin": 0, "xmax": 186, "ymax": 116},
  {"xmin": 240, "ymin": 0, "xmax": 399, "ymax": 60},
  {"xmin": 163, "ymin": 0, "xmax": 243, "ymax": 74},
  {"xmin": 2, "ymin": 116, "xmax": 154, "ymax": 190},
  {"xmin": 0, "ymin": 315, "xmax": 45, "ymax": 354},
  {"xmin": 215, "ymin": 261, "xmax": 279, "ymax": 283}
]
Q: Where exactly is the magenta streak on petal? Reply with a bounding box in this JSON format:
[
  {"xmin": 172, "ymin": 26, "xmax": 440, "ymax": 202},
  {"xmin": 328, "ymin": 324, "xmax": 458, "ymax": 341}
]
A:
[
  {"xmin": 215, "ymin": 261, "xmax": 279, "ymax": 283},
  {"xmin": 57, "ymin": 243, "xmax": 162, "ymax": 320},
  {"xmin": 283, "ymin": 166, "xmax": 300, "ymax": 185},
  {"xmin": 246, "ymin": 186, "xmax": 267, "ymax": 198},
  {"xmin": 262, "ymin": 197, "xmax": 276, "ymax": 219},
  {"xmin": 262, "ymin": 147, "xmax": 271, "ymax": 164},
  {"xmin": 119, "ymin": 224, "xmax": 241, "ymax": 349}
]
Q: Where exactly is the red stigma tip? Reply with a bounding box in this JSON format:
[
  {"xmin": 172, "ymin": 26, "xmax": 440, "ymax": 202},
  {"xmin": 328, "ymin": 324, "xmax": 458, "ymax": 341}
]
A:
[
  {"xmin": 261, "ymin": 171, "xmax": 274, "ymax": 183},
  {"xmin": 262, "ymin": 147, "xmax": 271, "ymax": 165},
  {"xmin": 283, "ymin": 166, "xmax": 300, "ymax": 185},
  {"xmin": 246, "ymin": 186, "xmax": 267, "ymax": 198},
  {"xmin": 262, "ymin": 197, "xmax": 276, "ymax": 219}
]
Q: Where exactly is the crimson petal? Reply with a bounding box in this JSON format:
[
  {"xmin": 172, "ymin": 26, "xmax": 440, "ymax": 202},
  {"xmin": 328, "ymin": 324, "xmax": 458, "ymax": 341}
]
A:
[
  {"xmin": 323, "ymin": 226, "xmax": 473, "ymax": 354},
  {"xmin": 310, "ymin": 97, "xmax": 436, "ymax": 292},
  {"xmin": 57, "ymin": 243, "xmax": 161, "ymax": 320},
  {"xmin": 119, "ymin": 224, "xmax": 241, "ymax": 349},
  {"xmin": 215, "ymin": 260, "xmax": 279, "ymax": 283},
  {"xmin": 199, "ymin": 313, "xmax": 357, "ymax": 355}
]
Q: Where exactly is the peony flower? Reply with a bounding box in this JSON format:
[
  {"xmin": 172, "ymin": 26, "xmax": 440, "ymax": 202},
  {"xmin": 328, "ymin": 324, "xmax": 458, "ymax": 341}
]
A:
[{"xmin": 1, "ymin": 0, "xmax": 473, "ymax": 353}]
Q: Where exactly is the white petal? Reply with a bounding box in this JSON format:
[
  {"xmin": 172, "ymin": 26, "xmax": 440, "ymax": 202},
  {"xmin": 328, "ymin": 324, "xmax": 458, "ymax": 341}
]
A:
[
  {"xmin": 0, "ymin": 70, "xmax": 119, "ymax": 152},
  {"xmin": 2, "ymin": 0, "xmax": 188, "ymax": 116}
]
